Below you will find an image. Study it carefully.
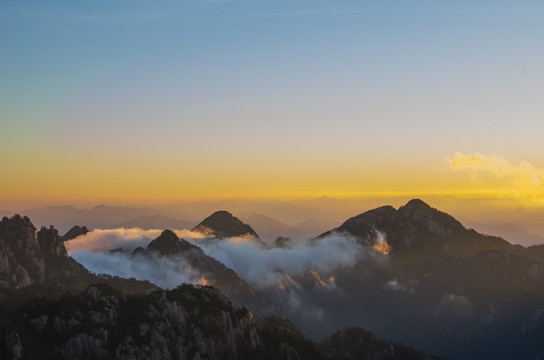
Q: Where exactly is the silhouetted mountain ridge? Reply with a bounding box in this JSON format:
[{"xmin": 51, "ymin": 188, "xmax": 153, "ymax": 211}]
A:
[
  {"xmin": 193, "ymin": 211, "xmax": 260, "ymax": 239},
  {"xmin": 146, "ymin": 230, "xmax": 201, "ymax": 255},
  {"xmin": 320, "ymin": 199, "xmax": 511, "ymax": 257}
]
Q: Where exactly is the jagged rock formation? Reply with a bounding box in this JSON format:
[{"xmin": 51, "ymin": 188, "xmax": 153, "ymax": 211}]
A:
[
  {"xmin": 1, "ymin": 284, "xmax": 261, "ymax": 360},
  {"xmin": 62, "ymin": 225, "xmax": 89, "ymax": 241},
  {"xmin": 38, "ymin": 225, "xmax": 68, "ymax": 257},
  {"xmin": 0, "ymin": 215, "xmax": 156, "ymax": 302},
  {"xmin": 192, "ymin": 211, "xmax": 260, "ymax": 239},
  {"xmin": 0, "ymin": 215, "xmax": 52, "ymax": 288}
]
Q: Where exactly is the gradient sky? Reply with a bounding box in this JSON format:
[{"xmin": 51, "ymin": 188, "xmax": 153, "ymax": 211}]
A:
[{"xmin": 1, "ymin": 0, "xmax": 544, "ymax": 209}]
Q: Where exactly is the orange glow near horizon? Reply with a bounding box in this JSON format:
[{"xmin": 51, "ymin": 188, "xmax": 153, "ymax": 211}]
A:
[{"xmin": 2, "ymin": 149, "xmax": 544, "ymax": 213}]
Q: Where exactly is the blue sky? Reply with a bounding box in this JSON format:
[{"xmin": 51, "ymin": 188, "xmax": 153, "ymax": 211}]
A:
[{"xmin": 1, "ymin": 0, "xmax": 544, "ymax": 206}]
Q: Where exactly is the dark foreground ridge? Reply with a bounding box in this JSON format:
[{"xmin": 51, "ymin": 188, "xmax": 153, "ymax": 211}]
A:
[{"xmin": 0, "ymin": 283, "xmax": 443, "ymax": 360}]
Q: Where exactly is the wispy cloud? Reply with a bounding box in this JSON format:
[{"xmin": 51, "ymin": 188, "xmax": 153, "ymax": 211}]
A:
[
  {"xmin": 66, "ymin": 227, "xmax": 369, "ymax": 290},
  {"xmin": 449, "ymin": 152, "xmax": 544, "ymax": 187}
]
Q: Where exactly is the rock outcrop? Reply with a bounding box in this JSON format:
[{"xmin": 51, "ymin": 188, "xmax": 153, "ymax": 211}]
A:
[
  {"xmin": 62, "ymin": 225, "xmax": 89, "ymax": 242},
  {"xmin": 0, "ymin": 215, "xmax": 156, "ymax": 300},
  {"xmin": 0, "ymin": 215, "xmax": 46, "ymax": 288},
  {"xmin": 38, "ymin": 226, "xmax": 68, "ymax": 257}
]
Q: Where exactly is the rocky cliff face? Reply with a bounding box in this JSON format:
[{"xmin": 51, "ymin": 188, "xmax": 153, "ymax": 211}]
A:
[
  {"xmin": 0, "ymin": 215, "xmax": 46, "ymax": 288},
  {"xmin": 0, "ymin": 215, "xmax": 99, "ymax": 291},
  {"xmin": 2, "ymin": 283, "xmax": 261, "ymax": 360},
  {"xmin": 0, "ymin": 215, "xmax": 156, "ymax": 301},
  {"xmin": 38, "ymin": 225, "xmax": 68, "ymax": 257}
]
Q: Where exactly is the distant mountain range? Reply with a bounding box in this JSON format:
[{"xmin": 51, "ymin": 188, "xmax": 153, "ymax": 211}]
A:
[
  {"xmin": 7, "ymin": 204, "xmax": 341, "ymax": 242},
  {"xmin": 18, "ymin": 205, "xmax": 162, "ymax": 233},
  {"xmin": 467, "ymin": 221, "xmax": 544, "ymax": 246},
  {"xmin": 242, "ymin": 214, "xmax": 339, "ymax": 242},
  {"xmin": 113, "ymin": 215, "xmax": 197, "ymax": 230}
]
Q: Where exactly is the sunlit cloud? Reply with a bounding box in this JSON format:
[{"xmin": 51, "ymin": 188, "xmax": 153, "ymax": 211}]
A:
[
  {"xmin": 372, "ymin": 231, "xmax": 391, "ymax": 255},
  {"xmin": 449, "ymin": 153, "xmax": 544, "ymax": 187}
]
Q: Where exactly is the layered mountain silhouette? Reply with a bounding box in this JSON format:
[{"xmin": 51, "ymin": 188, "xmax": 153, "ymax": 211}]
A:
[
  {"xmin": 113, "ymin": 215, "xmax": 197, "ymax": 231},
  {"xmin": 242, "ymin": 214, "xmax": 305, "ymax": 242},
  {"xmin": 0, "ymin": 213, "xmax": 446, "ymax": 360},
  {"xmin": 192, "ymin": 211, "xmax": 260, "ymax": 239},
  {"xmin": 20, "ymin": 205, "xmax": 161, "ymax": 233},
  {"xmin": 468, "ymin": 221, "xmax": 544, "ymax": 246}
]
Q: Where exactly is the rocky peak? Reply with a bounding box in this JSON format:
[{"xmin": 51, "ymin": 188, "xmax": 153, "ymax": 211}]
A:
[
  {"xmin": 402, "ymin": 198, "xmax": 432, "ymax": 210},
  {"xmin": 147, "ymin": 230, "xmax": 200, "ymax": 256},
  {"xmin": 0, "ymin": 214, "xmax": 39, "ymax": 251},
  {"xmin": 398, "ymin": 199, "xmax": 439, "ymax": 219},
  {"xmin": 38, "ymin": 226, "xmax": 68, "ymax": 257},
  {"xmin": 397, "ymin": 199, "xmax": 465, "ymax": 236},
  {"xmin": 0, "ymin": 215, "xmax": 45, "ymax": 288},
  {"xmin": 320, "ymin": 200, "xmax": 480, "ymax": 254},
  {"xmin": 62, "ymin": 225, "xmax": 89, "ymax": 241},
  {"xmin": 192, "ymin": 211, "xmax": 260, "ymax": 239}
]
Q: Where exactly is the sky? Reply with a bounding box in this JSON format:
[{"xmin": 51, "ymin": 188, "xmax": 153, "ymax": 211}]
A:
[{"xmin": 1, "ymin": 0, "xmax": 544, "ymax": 211}]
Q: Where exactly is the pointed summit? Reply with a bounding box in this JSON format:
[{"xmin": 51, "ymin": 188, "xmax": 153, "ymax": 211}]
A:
[
  {"xmin": 397, "ymin": 199, "xmax": 464, "ymax": 232},
  {"xmin": 147, "ymin": 230, "xmax": 199, "ymax": 256},
  {"xmin": 402, "ymin": 199, "xmax": 432, "ymax": 210},
  {"xmin": 192, "ymin": 211, "xmax": 260, "ymax": 239}
]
